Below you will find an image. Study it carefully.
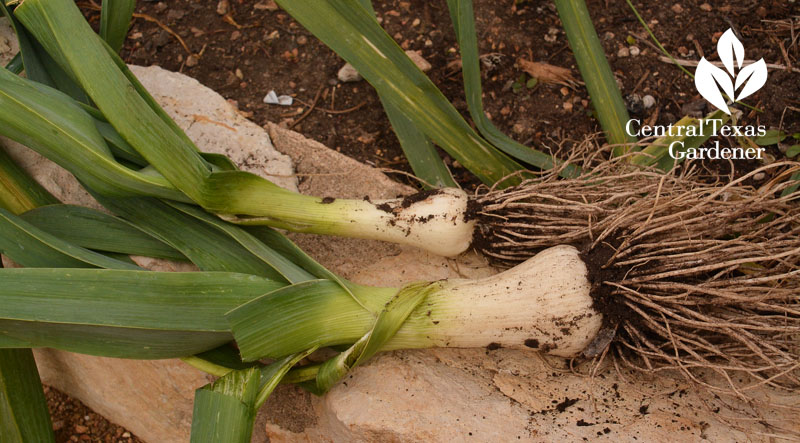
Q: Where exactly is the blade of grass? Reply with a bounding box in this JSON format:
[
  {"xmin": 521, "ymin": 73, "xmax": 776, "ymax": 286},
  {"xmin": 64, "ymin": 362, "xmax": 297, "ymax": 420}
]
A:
[
  {"xmin": 0, "ymin": 349, "xmax": 55, "ymax": 443},
  {"xmin": 447, "ymin": 0, "xmax": 579, "ymax": 177},
  {"xmin": 553, "ymin": 0, "xmax": 637, "ymax": 156},
  {"xmin": 100, "ymin": 0, "xmax": 135, "ymax": 54}
]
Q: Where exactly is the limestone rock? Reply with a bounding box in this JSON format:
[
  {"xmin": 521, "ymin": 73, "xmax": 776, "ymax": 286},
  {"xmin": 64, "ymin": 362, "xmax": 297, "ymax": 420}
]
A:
[
  {"xmin": 337, "ymin": 62, "xmax": 362, "ymax": 83},
  {"xmin": 128, "ymin": 65, "xmax": 297, "ymax": 192},
  {"xmin": 0, "ymin": 18, "xmax": 17, "ymax": 67}
]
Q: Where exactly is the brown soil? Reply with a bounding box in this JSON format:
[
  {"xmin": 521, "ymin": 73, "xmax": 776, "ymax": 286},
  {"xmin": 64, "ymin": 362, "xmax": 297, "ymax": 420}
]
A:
[
  {"xmin": 114, "ymin": 0, "xmax": 797, "ymax": 188},
  {"xmin": 44, "ymin": 385, "xmax": 142, "ymax": 443},
  {"xmin": 55, "ymin": 0, "xmax": 799, "ymax": 438}
]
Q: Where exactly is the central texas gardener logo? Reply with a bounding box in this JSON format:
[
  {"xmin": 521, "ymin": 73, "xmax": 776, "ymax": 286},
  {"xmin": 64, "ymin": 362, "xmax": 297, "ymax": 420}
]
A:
[{"xmin": 695, "ymin": 29, "xmax": 768, "ymax": 115}]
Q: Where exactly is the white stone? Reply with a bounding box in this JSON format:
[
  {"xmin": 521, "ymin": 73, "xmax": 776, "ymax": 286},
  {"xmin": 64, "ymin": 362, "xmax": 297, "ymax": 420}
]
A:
[
  {"xmin": 337, "ymin": 62, "xmax": 362, "ymax": 83},
  {"xmin": 643, "ymin": 94, "xmax": 656, "ymax": 109},
  {"xmin": 617, "ymin": 47, "xmax": 630, "ymax": 57},
  {"xmin": 263, "ymin": 90, "xmax": 293, "ymax": 106},
  {"xmin": 404, "ymin": 49, "xmax": 432, "ymax": 73}
]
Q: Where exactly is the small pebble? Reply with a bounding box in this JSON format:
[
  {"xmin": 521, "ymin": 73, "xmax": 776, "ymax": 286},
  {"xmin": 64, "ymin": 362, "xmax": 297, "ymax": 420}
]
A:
[
  {"xmin": 185, "ymin": 55, "xmax": 198, "ymax": 67},
  {"xmin": 235, "ymin": 68, "xmax": 243, "ymax": 80},
  {"xmin": 75, "ymin": 424, "xmax": 88, "ymax": 434},
  {"xmin": 216, "ymin": 0, "xmax": 229, "ymax": 15},
  {"xmin": 263, "ymin": 90, "xmax": 293, "ymax": 106},
  {"xmin": 405, "ymin": 50, "xmax": 431, "ymax": 72},
  {"xmin": 642, "ymin": 95, "xmax": 656, "ymax": 109},
  {"xmin": 254, "ymin": 0, "xmax": 279, "ymax": 11},
  {"xmin": 337, "ymin": 63, "xmax": 362, "ymax": 82},
  {"xmin": 629, "ymin": 46, "xmax": 640, "ymax": 56},
  {"xmin": 752, "ymin": 172, "xmax": 766, "ymax": 181},
  {"xmin": 699, "ymin": 3, "xmax": 712, "ymax": 11},
  {"xmin": 411, "ymin": 18, "xmax": 421, "ymax": 27},
  {"xmin": 671, "ymin": 3, "xmax": 683, "ymax": 13},
  {"xmin": 617, "ymin": 47, "xmax": 630, "ymax": 57},
  {"xmin": 296, "ymin": 35, "xmax": 308, "ymax": 45},
  {"xmin": 563, "ymin": 101, "xmax": 573, "ymax": 111}
]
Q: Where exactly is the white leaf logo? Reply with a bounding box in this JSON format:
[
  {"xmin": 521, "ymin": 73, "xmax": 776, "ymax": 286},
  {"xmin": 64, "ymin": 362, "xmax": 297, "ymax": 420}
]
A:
[{"xmin": 694, "ymin": 29, "xmax": 768, "ymax": 115}]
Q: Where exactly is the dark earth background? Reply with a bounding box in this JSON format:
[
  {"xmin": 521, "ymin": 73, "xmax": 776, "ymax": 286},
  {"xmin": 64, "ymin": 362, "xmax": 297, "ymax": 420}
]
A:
[{"xmin": 46, "ymin": 0, "xmax": 798, "ymax": 440}]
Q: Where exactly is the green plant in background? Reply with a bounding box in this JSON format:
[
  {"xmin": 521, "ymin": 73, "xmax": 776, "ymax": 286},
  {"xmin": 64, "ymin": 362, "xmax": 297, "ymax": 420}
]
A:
[{"xmin": 553, "ymin": 0, "xmax": 637, "ymax": 156}]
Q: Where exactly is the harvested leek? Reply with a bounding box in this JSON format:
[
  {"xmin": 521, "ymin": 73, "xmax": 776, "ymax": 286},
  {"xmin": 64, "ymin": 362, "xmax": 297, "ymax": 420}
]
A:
[{"xmin": 0, "ymin": 0, "xmax": 797, "ymax": 411}]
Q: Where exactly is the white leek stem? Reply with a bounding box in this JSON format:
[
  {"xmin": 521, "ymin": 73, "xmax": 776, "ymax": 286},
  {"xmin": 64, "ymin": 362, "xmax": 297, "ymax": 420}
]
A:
[
  {"xmin": 226, "ymin": 188, "xmax": 475, "ymax": 257},
  {"xmin": 387, "ymin": 245, "xmax": 602, "ymax": 356}
]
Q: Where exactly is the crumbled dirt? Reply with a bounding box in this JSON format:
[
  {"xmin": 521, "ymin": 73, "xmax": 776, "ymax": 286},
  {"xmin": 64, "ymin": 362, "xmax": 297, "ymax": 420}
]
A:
[
  {"xmin": 89, "ymin": 0, "xmax": 795, "ymax": 189},
  {"xmin": 44, "ymin": 385, "xmax": 142, "ymax": 443},
  {"xmin": 579, "ymin": 233, "xmax": 630, "ymax": 331},
  {"xmin": 399, "ymin": 188, "xmax": 440, "ymax": 207}
]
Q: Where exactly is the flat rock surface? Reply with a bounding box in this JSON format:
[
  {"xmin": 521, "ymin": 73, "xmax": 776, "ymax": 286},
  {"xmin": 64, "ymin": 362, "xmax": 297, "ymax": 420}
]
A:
[{"xmin": 0, "ymin": 21, "xmax": 796, "ymax": 441}]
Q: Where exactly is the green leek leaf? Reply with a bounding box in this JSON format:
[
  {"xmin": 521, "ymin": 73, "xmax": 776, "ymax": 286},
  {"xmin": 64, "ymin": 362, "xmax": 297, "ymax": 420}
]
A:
[
  {"xmin": 272, "ymin": 0, "xmax": 523, "ymax": 186},
  {"xmin": 100, "ymin": 0, "xmax": 135, "ymax": 54},
  {"xmin": 190, "ymin": 367, "xmax": 261, "ymax": 443},
  {"xmin": 20, "ymin": 204, "xmax": 186, "ymax": 261},
  {"xmin": 554, "ymin": 0, "xmax": 637, "ymax": 156},
  {"xmin": 0, "ymin": 208, "xmax": 141, "ymax": 269},
  {"xmin": 0, "ymin": 268, "xmax": 283, "ymax": 359},
  {"xmin": 0, "ymin": 349, "xmax": 55, "ymax": 443},
  {"xmin": 447, "ymin": 0, "xmax": 579, "ymax": 177}
]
